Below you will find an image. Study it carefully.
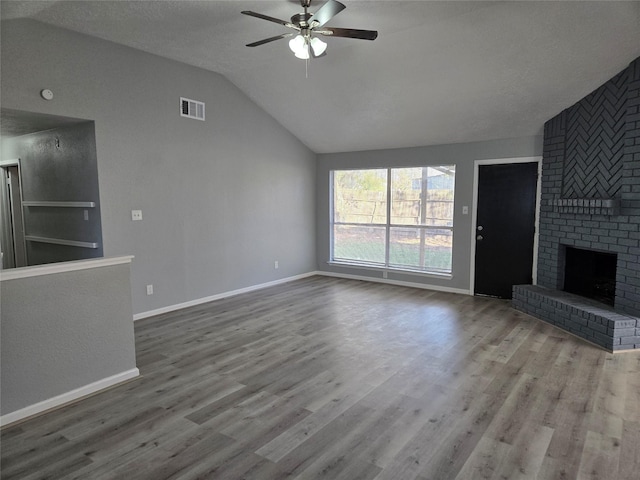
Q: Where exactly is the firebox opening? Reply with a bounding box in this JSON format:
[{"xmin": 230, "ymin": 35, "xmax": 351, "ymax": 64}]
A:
[{"xmin": 563, "ymin": 246, "xmax": 617, "ymax": 306}]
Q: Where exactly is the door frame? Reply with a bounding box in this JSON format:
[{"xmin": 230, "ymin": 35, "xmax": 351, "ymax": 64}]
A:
[
  {"xmin": 469, "ymin": 156, "xmax": 542, "ymax": 296},
  {"xmin": 0, "ymin": 158, "xmax": 27, "ymax": 268}
]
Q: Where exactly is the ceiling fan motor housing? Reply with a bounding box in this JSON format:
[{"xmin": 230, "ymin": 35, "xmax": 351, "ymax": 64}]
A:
[{"xmin": 291, "ymin": 13, "xmax": 312, "ymax": 27}]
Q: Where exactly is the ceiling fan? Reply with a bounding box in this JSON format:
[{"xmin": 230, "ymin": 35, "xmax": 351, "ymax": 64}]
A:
[{"xmin": 242, "ymin": 0, "xmax": 378, "ymax": 60}]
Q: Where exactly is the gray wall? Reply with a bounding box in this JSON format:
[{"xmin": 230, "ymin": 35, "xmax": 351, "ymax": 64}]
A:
[
  {"xmin": 0, "ymin": 19, "xmax": 317, "ymax": 314},
  {"xmin": 316, "ymin": 137, "xmax": 543, "ymax": 292},
  {"xmin": 0, "ymin": 261, "xmax": 137, "ymax": 416},
  {"xmin": 8, "ymin": 122, "xmax": 104, "ymax": 265}
]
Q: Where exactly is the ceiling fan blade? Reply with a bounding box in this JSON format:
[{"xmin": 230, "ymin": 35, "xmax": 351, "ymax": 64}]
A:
[
  {"xmin": 241, "ymin": 11, "xmax": 297, "ymax": 29},
  {"xmin": 317, "ymin": 27, "xmax": 378, "ymax": 40},
  {"xmin": 309, "ymin": 0, "xmax": 346, "ymax": 28},
  {"xmin": 246, "ymin": 33, "xmax": 294, "ymax": 47}
]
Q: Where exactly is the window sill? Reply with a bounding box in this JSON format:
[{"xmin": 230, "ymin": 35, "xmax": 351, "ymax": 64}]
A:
[{"xmin": 326, "ymin": 261, "xmax": 453, "ymax": 280}]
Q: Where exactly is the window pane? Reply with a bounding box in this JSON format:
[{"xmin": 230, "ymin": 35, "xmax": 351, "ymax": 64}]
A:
[
  {"xmin": 391, "ymin": 166, "xmax": 455, "ymax": 227},
  {"xmin": 334, "ymin": 169, "xmax": 387, "ymax": 224},
  {"xmin": 333, "ymin": 225, "xmax": 386, "ymax": 265},
  {"xmin": 389, "ymin": 227, "xmax": 452, "ymax": 273}
]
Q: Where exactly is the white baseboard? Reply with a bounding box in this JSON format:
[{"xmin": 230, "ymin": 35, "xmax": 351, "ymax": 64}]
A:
[
  {"xmin": 317, "ymin": 270, "xmax": 471, "ymax": 295},
  {"xmin": 0, "ymin": 368, "xmax": 140, "ymax": 427},
  {"xmin": 133, "ymin": 271, "xmax": 319, "ymax": 321},
  {"xmin": 134, "ymin": 270, "xmax": 470, "ymax": 322}
]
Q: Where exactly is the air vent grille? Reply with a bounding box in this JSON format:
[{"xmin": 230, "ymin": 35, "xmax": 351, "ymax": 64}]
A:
[{"xmin": 180, "ymin": 97, "xmax": 205, "ymax": 121}]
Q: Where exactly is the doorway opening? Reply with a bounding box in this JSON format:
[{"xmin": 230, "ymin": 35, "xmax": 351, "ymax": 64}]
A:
[{"xmin": 0, "ymin": 161, "xmax": 27, "ymax": 268}]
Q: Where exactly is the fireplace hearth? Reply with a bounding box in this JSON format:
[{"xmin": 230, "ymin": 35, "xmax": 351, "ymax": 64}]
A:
[{"xmin": 563, "ymin": 246, "xmax": 617, "ymax": 306}]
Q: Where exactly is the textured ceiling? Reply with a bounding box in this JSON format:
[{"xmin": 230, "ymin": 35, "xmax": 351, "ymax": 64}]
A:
[
  {"xmin": 0, "ymin": 109, "xmax": 88, "ymax": 138},
  {"xmin": 2, "ymin": 0, "xmax": 640, "ymax": 153}
]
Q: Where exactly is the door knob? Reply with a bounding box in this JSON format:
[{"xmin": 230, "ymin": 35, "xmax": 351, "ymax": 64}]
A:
[
  {"xmin": 477, "ymin": 225, "xmax": 483, "ymax": 231},
  {"xmin": 477, "ymin": 235, "xmax": 483, "ymax": 241}
]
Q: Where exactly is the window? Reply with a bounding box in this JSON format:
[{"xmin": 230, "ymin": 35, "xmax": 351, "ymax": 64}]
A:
[{"xmin": 331, "ymin": 166, "xmax": 455, "ymax": 275}]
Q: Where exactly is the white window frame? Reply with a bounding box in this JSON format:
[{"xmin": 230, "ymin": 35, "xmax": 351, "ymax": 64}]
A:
[{"xmin": 330, "ymin": 166, "xmax": 455, "ymax": 277}]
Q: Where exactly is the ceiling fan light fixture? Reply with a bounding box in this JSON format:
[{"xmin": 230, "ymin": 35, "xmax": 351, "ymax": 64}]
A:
[
  {"xmin": 310, "ymin": 37, "xmax": 327, "ymax": 56},
  {"xmin": 289, "ymin": 34, "xmax": 309, "ymax": 59}
]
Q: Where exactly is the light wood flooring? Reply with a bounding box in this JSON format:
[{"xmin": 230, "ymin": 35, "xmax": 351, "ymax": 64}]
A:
[{"xmin": 2, "ymin": 276, "xmax": 639, "ymax": 479}]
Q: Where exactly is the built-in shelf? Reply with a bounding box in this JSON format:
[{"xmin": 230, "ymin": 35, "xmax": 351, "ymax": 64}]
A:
[
  {"xmin": 25, "ymin": 236, "xmax": 99, "ymax": 249},
  {"xmin": 23, "ymin": 201, "xmax": 96, "ymax": 208}
]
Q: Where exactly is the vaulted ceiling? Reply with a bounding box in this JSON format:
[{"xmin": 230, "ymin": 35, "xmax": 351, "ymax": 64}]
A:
[{"xmin": 2, "ymin": 1, "xmax": 639, "ymax": 153}]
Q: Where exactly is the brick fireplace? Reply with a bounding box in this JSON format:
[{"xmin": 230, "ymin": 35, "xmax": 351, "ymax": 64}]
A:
[{"xmin": 513, "ymin": 56, "xmax": 640, "ymax": 352}]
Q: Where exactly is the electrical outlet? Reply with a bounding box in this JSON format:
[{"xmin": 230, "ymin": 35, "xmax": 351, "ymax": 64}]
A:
[
  {"xmin": 383, "ymin": 271, "xmax": 388, "ymax": 279},
  {"xmin": 146, "ymin": 284, "xmax": 153, "ymax": 295},
  {"xmin": 83, "ymin": 209, "xmax": 89, "ymax": 221},
  {"xmin": 132, "ymin": 209, "xmax": 143, "ymax": 221},
  {"xmin": 274, "ymin": 260, "xmax": 279, "ymax": 269}
]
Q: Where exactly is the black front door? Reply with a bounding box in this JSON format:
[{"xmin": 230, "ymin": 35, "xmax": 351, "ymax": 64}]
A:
[{"xmin": 474, "ymin": 162, "xmax": 538, "ymax": 299}]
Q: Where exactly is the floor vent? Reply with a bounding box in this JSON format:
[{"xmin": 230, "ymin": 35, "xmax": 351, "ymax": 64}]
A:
[{"xmin": 180, "ymin": 97, "xmax": 205, "ymax": 121}]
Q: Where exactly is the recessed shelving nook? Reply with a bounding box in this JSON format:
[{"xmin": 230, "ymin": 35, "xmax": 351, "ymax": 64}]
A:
[
  {"xmin": 23, "ymin": 201, "xmax": 100, "ymax": 250},
  {"xmin": 1, "ymin": 115, "xmax": 104, "ymax": 267}
]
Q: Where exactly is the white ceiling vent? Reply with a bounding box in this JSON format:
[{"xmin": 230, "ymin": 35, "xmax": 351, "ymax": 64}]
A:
[{"xmin": 180, "ymin": 97, "xmax": 205, "ymax": 121}]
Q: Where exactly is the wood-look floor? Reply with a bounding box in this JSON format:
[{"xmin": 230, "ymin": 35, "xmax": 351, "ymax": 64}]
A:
[{"xmin": 2, "ymin": 276, "xmax": 639, "ymax": 480}]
